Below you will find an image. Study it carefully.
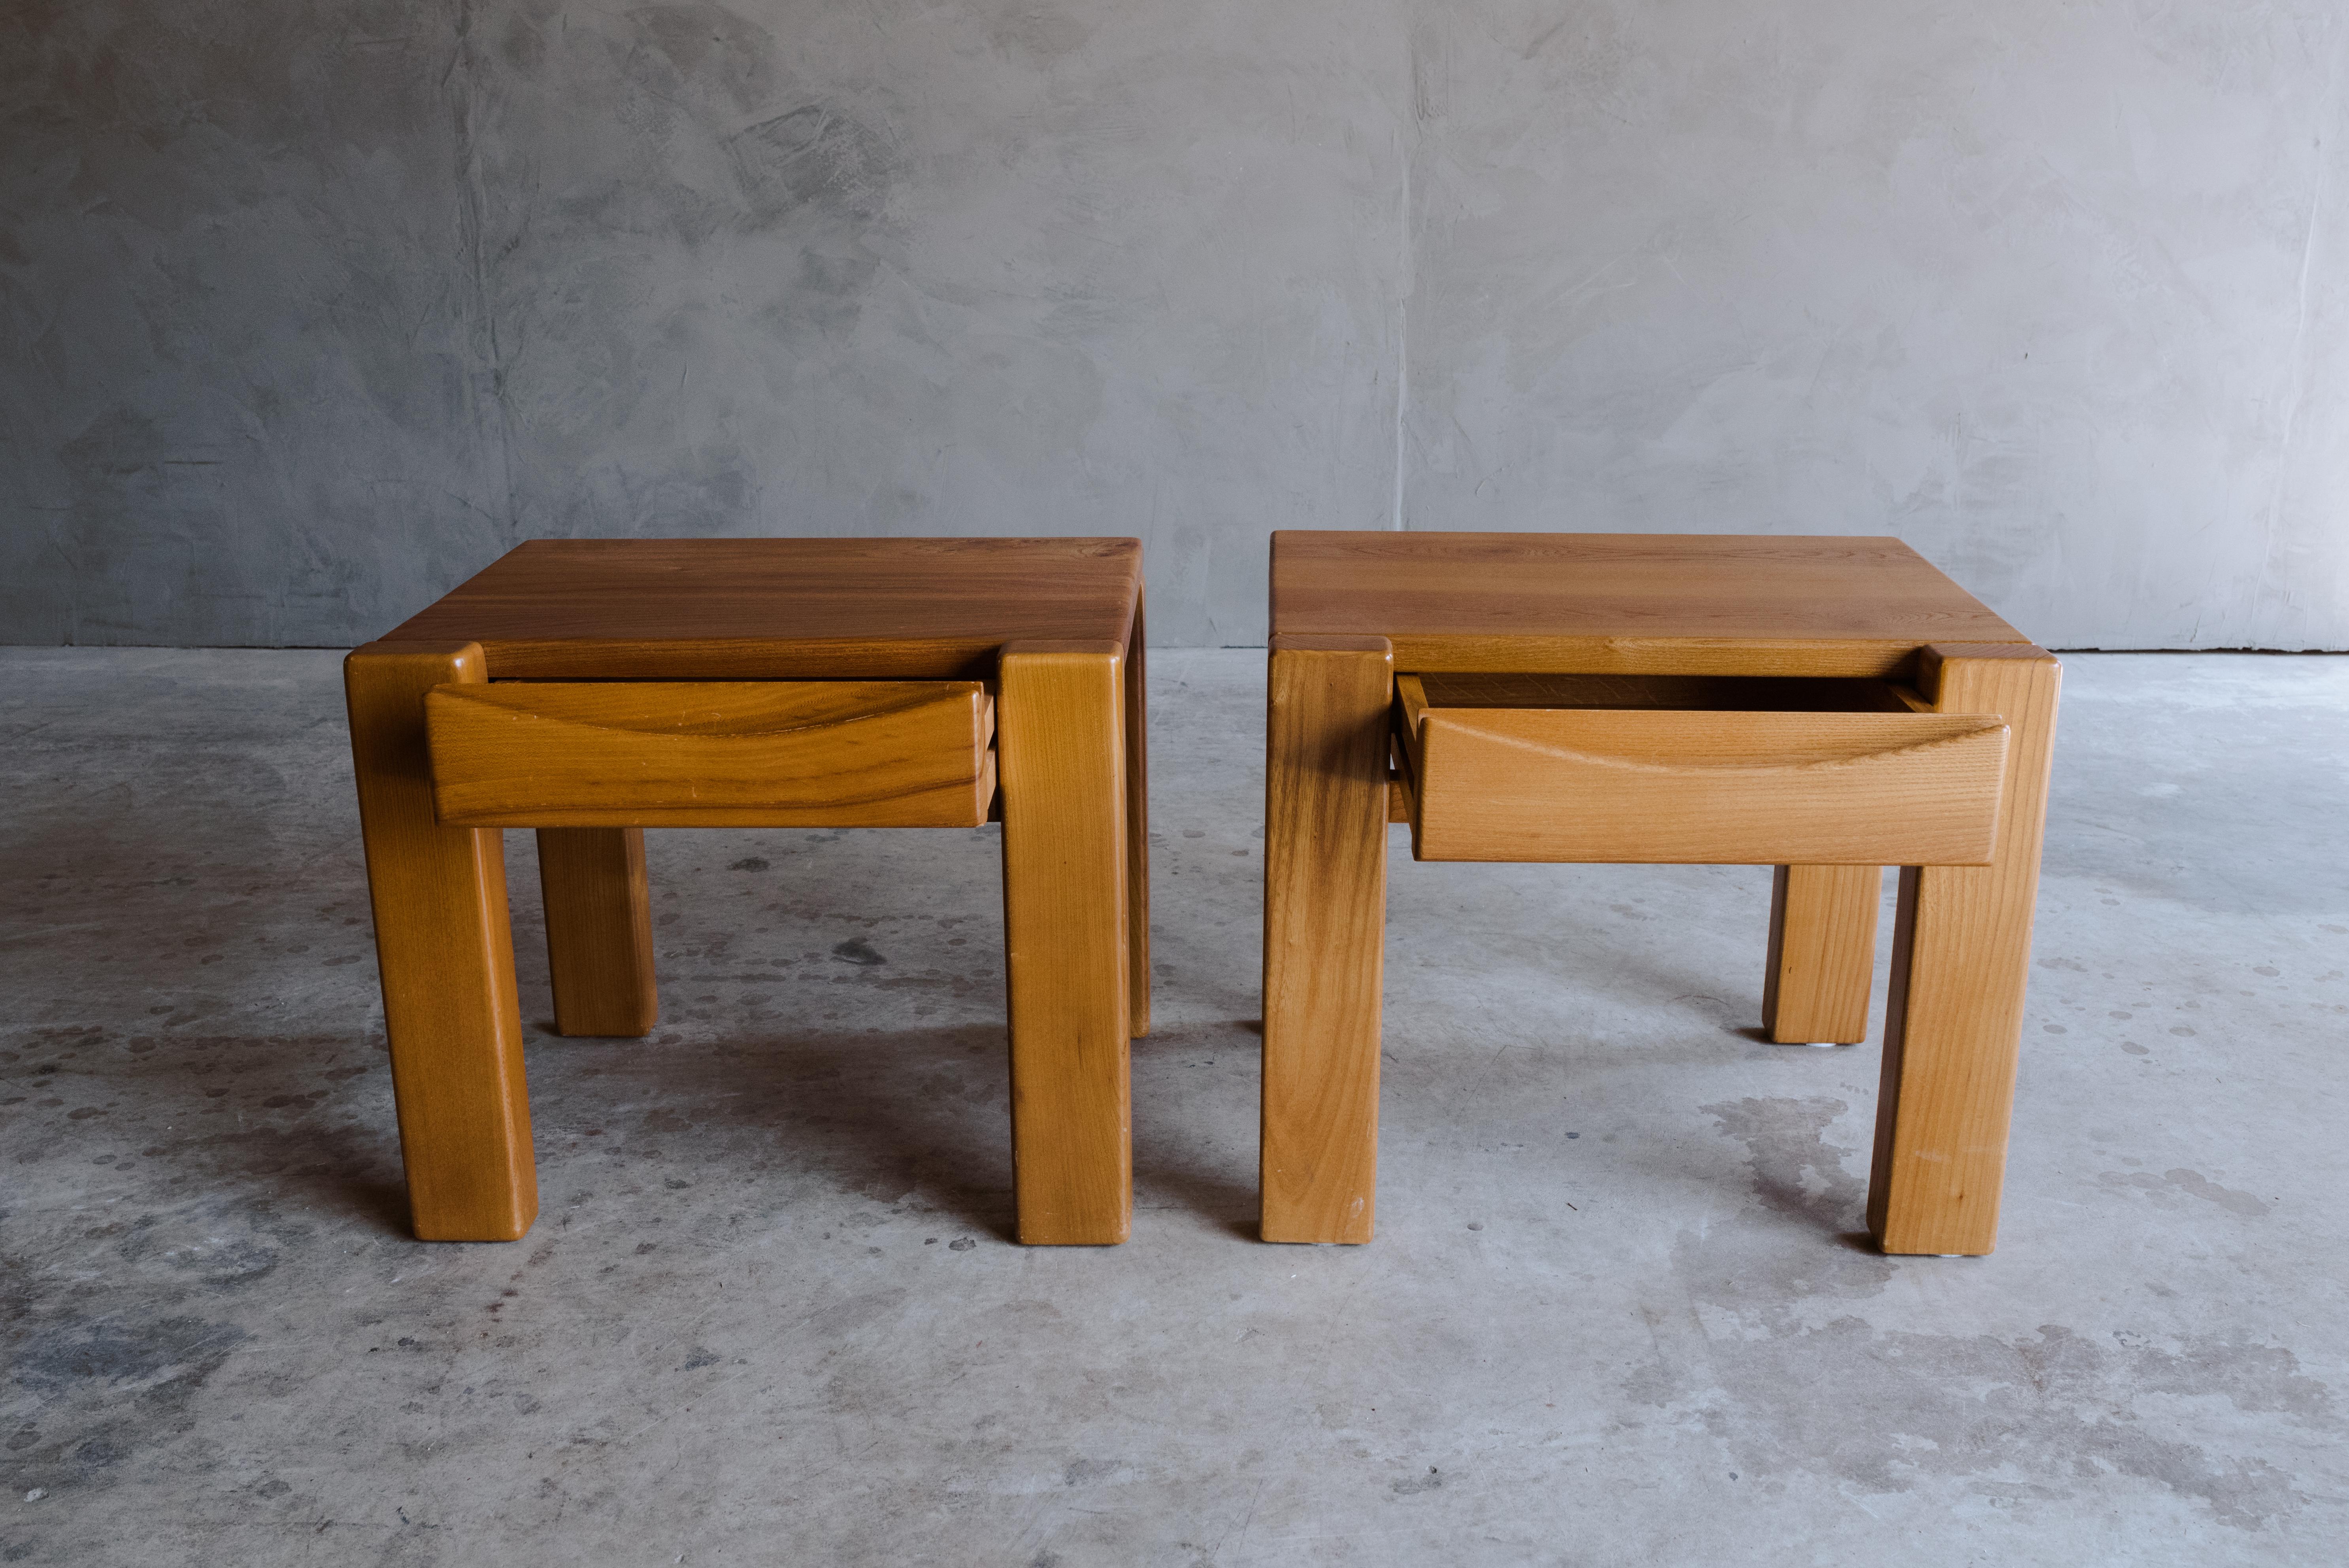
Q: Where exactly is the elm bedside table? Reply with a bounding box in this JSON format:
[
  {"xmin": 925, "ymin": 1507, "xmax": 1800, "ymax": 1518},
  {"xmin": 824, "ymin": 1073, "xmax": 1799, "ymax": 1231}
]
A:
[
  {"xmin": 346, "ymin": 537, "xmax": 1147, "ymax": 1245},
  {"xmin": 1259, "ymin": 531, "xmax": 2058, "ymax": 1256}
]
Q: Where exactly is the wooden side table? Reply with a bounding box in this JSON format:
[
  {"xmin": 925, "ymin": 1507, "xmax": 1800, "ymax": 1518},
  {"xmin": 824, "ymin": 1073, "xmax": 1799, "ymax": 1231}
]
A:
[
  {"xmin": 1260, "ymin": 532, "xmax": 2059, "ymax": 1255},
  {"xmin": 345, "ymin": 538, "xmax": 1147, "ymax": 1245}
]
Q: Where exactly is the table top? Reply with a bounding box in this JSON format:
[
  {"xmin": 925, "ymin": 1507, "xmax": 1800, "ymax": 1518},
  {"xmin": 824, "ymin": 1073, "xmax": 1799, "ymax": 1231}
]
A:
[
  {"xmin": 1270, "ymin": 532, "xmax": 2031, "ymax": 676},
  {"xmin": 379, "ymin": 537, "xmax": 1143, "ymax": 679}
]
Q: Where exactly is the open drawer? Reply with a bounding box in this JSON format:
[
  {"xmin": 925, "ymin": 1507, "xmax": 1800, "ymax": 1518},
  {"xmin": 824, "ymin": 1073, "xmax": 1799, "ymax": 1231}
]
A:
[
  {"xmin": 425, "ymin": 680, "xmax": 996, "ymax": 828},
  {"xmin": 1391, "ymin": 673, "xmax": 2007, "ymax": 865}
]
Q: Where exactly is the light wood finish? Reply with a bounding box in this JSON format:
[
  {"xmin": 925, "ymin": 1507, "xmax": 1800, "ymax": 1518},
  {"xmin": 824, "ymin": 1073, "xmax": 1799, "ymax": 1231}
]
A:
[
  {"xmin": 1125, "ymin": 589, "xmax": 1151, "ymax": 1038},
  {"xmin": 1869, "ymin": 644, "xmax": 2062, "ymax": 1255},
  {"xmin": 1261, "ymin": 634, "xmax": 1394, "ymax": 1244},
  {"xmin": 350, "ymin": 537, "xmax": 1145, "ymax": 1244},
  {"xmin": 1762, "ymin": 864, "xmax": 1883, "ymax": 1044},
  {"xmin": 1272, "ymin": 532, "xmax": 2032, "ymax": 677},
  {"xmin": 998, "ymin": 642, "xmax": 1133, "ymax": 1245},
  {"xmin": 345, "ymin": 641, "xmax": 537, "ymax": 1242},
  {"xmin": 1394, "ymin": 676, "xmax": 2010, "ymax": 865},
  {"xmin": 1424, "ymin": 674, "xmax": 1896, "ymax": 1037},
  {"xmin": 386, "ymin": 536, "xmax": 1142, "ymax": 679},
  {"xmin": 1424, "ymin": 677, "xmax": 1907, "ymax": 1009},
  {"xmin": 536, "ymin": 828, "xmax": 659, "ymax": 1038},
  {"xmin": 425, "ymin": 680, "xmax": 995, "ymax": 828},
  {"xmin": 1263, "ymin": 534, "xmax": 2057, "ymax": 1255},
  {"xmin": 1406, "ymin": 686, "xmax": 1917, "ymax": 1040}
]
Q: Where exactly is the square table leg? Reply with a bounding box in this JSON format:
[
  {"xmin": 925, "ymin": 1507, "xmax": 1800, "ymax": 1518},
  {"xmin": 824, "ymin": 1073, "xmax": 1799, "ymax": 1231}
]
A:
[
  {"xmin": 1260, "ymin": 635, "xmax": 1394, "ymax": 1243},
  {"xmin": 999, "ymin": 641, "xmax": 1133, "ymax": 1244},
  {"xmin": 1763, "ymin": 864, "xmax": 1883, "ymax": 1044},
  {"xmin": 1869, "ymin": 645, "xmax": 2062, "ymax": 1255},
  {"xmin": 536, "ymin": 828, "xmax": 660, "ymax": 1038},
  {"xmin": 345, "ymin": 640, "xmax": 538, "ymax": 1241}
]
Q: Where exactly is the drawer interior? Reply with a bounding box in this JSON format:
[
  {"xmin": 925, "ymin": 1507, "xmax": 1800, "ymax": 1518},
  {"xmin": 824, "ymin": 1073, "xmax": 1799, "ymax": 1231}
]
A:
[{"xmin": 1408, "ymin": 672, "xmax": 1927, "ymax": 714}]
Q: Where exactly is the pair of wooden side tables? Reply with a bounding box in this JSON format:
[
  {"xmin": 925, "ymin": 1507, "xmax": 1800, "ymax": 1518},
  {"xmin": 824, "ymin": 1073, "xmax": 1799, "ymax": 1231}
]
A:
[{"xmin": 347, "ymin": 533, "xmax": 2057, "ymax": 1257}]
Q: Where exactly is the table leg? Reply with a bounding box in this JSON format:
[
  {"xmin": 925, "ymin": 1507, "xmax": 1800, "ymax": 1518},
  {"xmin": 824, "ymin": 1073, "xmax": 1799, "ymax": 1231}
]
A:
[
  {"xmin": 1763, "ymin": 864, "xmax": 1881, "ymax": 1044},
  {"xmin": 998, "ymin": 641, "xmax": 1132, "ymax": 1244},
  {"xmin": 345, "ymin": 640, "xmax": 537, "ymax": 1242},
  {"xmin": 1124, "ymin": 589, "xmax": 1151, "ymax": 1038},
  {"xmin": 537, "ymin": 828, "xmax": 659, "ymax": 1037},
  {"xmin": 1869, "ymin": 645, "xmax": 2061, "ymax": 1255},
  {"xmin": 1260, "ymin": 635, "xmax": 1394, "ymax": 1243}
]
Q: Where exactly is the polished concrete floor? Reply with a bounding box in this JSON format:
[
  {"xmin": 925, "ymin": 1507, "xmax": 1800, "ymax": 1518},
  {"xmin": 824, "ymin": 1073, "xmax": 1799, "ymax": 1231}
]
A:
[{"xmin": 2, "ymin": 648, "xmax": 2344, "ymax": 1566}]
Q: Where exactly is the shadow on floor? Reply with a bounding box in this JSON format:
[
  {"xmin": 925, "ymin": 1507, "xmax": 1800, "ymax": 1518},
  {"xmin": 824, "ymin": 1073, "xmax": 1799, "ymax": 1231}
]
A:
[{"xmin": 108, "ymin": 1018, "xmax": 1272, "ymax": 1245}]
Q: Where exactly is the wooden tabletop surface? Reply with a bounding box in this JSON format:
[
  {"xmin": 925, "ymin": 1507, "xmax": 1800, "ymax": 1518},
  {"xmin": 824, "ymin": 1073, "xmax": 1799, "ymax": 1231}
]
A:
[
  {"xmin": 1271, "ymin": 532, "xmax": 2030, "ymax": 676},
  {"xmin": 381, "ymin": 537, "xmax": 1143, "ymax": 679}
]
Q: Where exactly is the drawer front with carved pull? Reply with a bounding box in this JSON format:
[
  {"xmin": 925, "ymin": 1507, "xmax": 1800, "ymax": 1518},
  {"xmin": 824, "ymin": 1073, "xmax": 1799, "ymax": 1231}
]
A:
[
  {"xmin": 426, "ymin": 680, "xmax": 995, "ymax": 828},
  {"xmin": 1392, "ymin": 673, "xmax": 2007, "ymax": 865}
]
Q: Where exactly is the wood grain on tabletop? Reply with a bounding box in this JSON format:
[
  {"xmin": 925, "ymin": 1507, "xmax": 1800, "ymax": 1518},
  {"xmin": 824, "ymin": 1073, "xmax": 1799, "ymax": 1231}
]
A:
[
  {"xmin": 1763, "ymin": 864, "xmax": 1884, "ymax": 1046},
  {"xmin": 998, "ymin": 642, "xmax": 1134, "ymax": 1245},
  {"xmin": 1393, "ymin": 676, "xmax": 2010, "ymax": 866},
  {"xmin": 345, "ymin": 640, "xmax": 538, "ymax": 1242},
  {"xmin": 1272, "ymin": 532, "xmax": 2030, "ymax": 676},
  {"xmin": 424, "ymin": 679, "xmax": 995, "ymax": 828},
  {"xmin": 1260, "ymin": 635, "xmax": 1395, "ymax": 1245},
  {"xmin": 1870, "ymin": 644, "xmax": 2063, "ymax": 1256},
  {"xmin": 384, "ymin": 536, "xmax": 1142, "ymax": 679},
  {"xmin": 536, "ymin": 827, "xmax": 660, "ymax": 1038}
]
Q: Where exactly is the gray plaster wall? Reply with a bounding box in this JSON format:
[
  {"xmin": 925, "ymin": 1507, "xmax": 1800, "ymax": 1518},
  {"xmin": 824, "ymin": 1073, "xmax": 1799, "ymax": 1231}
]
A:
[{"xmin": 4, "ymin": 2, "xmax": 2345, "ymax": 649}]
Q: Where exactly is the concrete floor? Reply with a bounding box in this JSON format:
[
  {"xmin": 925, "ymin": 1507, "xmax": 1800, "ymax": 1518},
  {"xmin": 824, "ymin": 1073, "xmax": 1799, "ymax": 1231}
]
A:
[{"xmin": 2, "ymin": 649, "xmax": 2344, "ymax": 1566}]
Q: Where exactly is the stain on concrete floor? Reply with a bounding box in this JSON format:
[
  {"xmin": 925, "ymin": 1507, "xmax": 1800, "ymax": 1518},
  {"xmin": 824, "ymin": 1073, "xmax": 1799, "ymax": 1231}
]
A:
[{"xmin": 2, "ymin": 648, "xmax": 2345, "ymax": 1566}]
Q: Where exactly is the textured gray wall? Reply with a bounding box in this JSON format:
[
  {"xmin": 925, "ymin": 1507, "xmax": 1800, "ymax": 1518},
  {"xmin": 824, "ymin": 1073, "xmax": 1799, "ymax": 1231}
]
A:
[{"xmin": 5, "ymin": 2, "xmax": 2345, "ymax": 649}]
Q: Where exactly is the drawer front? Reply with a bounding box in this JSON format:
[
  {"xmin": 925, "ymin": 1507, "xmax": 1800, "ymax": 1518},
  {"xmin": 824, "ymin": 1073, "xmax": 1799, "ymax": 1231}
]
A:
[
  {"xmin": 426, "ymin": 681, "xmax": 995, "ymax": 828},
  {"xmin": 1396, "ymin": 678, "xmax": 2007, "ymax": 865}
]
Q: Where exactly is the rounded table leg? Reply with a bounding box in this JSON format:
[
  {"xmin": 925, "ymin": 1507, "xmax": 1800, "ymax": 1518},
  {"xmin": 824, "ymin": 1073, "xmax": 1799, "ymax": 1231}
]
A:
[{"xmin": 345, "ymin": 640, "xmax": 537, "ymax": 1242}]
